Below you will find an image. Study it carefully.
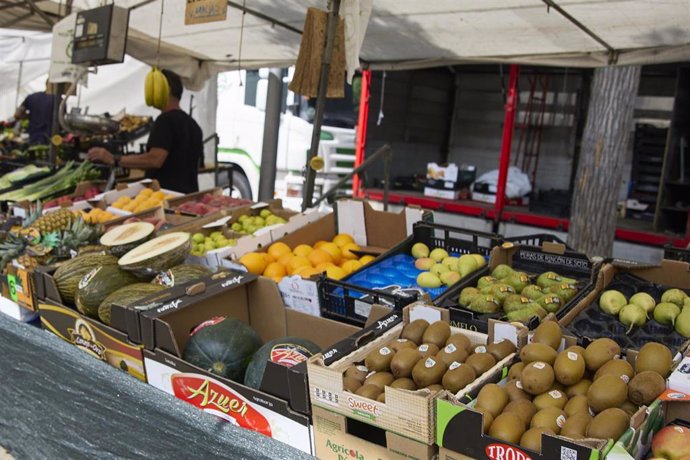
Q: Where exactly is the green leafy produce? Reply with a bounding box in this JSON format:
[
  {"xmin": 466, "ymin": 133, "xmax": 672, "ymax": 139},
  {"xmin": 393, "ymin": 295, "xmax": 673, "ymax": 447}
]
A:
[
  {"xmin": 0, "ymin": 161, "xmax": 100, "ymax": 202},
  {"xmin": 0, "ymin": 164, "xmax": 50, "ymax": 189}
]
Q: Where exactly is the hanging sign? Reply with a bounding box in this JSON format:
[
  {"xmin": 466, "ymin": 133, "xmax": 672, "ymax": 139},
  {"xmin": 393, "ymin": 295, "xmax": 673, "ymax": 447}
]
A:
[{"xmin": 185, "ymin": 0, "xmax": 227, "ymax": 25}]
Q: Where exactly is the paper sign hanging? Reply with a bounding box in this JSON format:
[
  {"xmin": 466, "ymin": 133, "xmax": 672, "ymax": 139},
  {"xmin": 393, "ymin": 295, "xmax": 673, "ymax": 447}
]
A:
[{"xmin": 185, "ymin": 0, "xmax": 227, "ymax": 25}]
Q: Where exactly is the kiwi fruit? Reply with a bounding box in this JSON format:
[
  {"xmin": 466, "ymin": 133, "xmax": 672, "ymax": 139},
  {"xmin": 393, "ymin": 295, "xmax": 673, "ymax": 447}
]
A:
[
  {"xmin": 422, "ymin": 321, "xmax": 451, "ymax": 349},
  {"xmin": 476, "ymin": 383, "xmax": 509, "ymax": 418},
  {"xmin": 377, "ymin": 392, "xmax": 386, "ymax": 403},
  {"xmin": 503, "ymin": 399, "xmax": 537, "ymax": 428},
  {"xmin": 489, "ymin": 412, "xmax": 526, "ymax": 444},
  {"xmin": 566, "ymin": 345, "xmax": 586, "ymax": 358},
  {"xmin": 628, "ymin": 371, "xmax": 666, "ymax": 406},
  {"xmin": 365, "ymin": 346, "xmax": 395, "ymax": 372},
  {"xmin": 345, "ymin": 364, "xmax": 369, "ymax": 383},
  {"xmin": 475, "ymin": 406, "xmax": 494, "ymax": 434},
  {"xmin": 594, "ymin": 359, "xmax": 634, "ymax": 382},
  {"xmin": 635, "ymin": 342, "xmax": 673, "ymax": 378},
  {"xmin": 619, "ymin": 400, "xmax": 639, "ymax": 416},
  {"xmin": 442, "ymin": 363, "xmax": 477, "ymax": 394},
  {"xmin": 550, "ymin": 381, "xmax": 566, "ymax": 392},
  {"xmin": 584, "ymin": 338, "xmax": 621, "ymax": 372},
  {"xmin": 390, "ymin": 338, "xmax": 418, "ymax": 352},
  {"xmin": 520, "ymin": 426, "xmax": 554, "ymax": 452},
  {"xmin": 425, "ymin": 384, "xmax": 444, "ymax": 393},
  {"xmin": 508, "ymin": 362, "xmax": 526, "ymax": 381},
  {"xmin": 390, "ymin": 348, "xmax": 421, "ymax": 378},
  {"xmin": 505, "ymin": 379, "xmax": 530, "ymax": 401},
  {"xmin": 487, "ymin": 339, "xmax": 517, "ymax": 361},
  {"xmin": 560, "ymin": 411, "xmax": 592, "ymax": 439},
  {"xmin": 587, "ymin": 408, "xmax": 630, "ymax": 440},
  {"xmin": 343, "ymin": 376, "xmax": 362, "ymax": 393},
  {"xmin": 533, "ymin": 390, "xmax": 568, "ymax": 410},
  {"xmin": 566, "ymin": 379, "xmax": 592, "ymax": 398},
  {"xmin": 530, "ymin": 406, "xmax": 566, "ymax": 434},
  {"xmin": 436, "ymin": 343, "xmax": 469, "ymax": 367},
  {"xmin": 411, "ymin": 357, "xmax": 446, "ymax": 388},
  {"xmin": 564, "ymin": 394, "xmax": 590, "ymax": 417},
  {"xmin": 521, "ymin": 361, "xmax": 555, "ymax": 395},
  {"xmin": 531, "ymin": 320, "xmax": 562, "ymax": 350},
  {"xmin": 446, "ymin": 333, "xmax": 472, "ymax": 352},
  {"xmin": 365, "ymin": 371, "xmax": 394, "ymax": 389},
  {"xmin": 400, "ymin": 319, "xmax": 429, "ymax": 345},
  {"xmin": 553, "ymin": 349, "xmax": 586, "ymax": 385},
  {"xmin": 587, "ymin": 374, "xmax": 628, "ymax": 413},
  {"xmin": 465, "ymin": 352, "xmax": 497, "ymax": 376},
  {"xmin": 355, "ymin": 384, "xmax": 382, "ymax": 400},
  {"xmin": 390, "ymin": 377, "xmax": 417, "ymax": 391},
  {"xmin": 417, "ymin": 343, "xmax": 440, "ymax": 360},
  {"xmin": 520, "ymin": 343, "xmax": 558, "ymax": 366}
]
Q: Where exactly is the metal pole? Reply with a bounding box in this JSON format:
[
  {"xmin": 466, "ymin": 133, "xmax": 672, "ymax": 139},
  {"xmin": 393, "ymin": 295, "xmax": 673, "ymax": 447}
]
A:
[
  {"xmin": 352, "ymin": 70, "xmax": 371, "ymax": 198},
  {"xmin": 49, "ymin": 83, "xmax": 63, "ymax": 165},
  {"xmin": 302, "ymin": 0, "xmax": 342, "ymax": 211},
  {"xmin": 258, "ymin": 68, "xmax": 284, "ymax": 201},
  {"xmin": 494, "ymin": 64, "xmax": 520, "ymax": 230},
  {"xmin": 14, "ymin": 61, "xmax": 23, "ymax": 108}
]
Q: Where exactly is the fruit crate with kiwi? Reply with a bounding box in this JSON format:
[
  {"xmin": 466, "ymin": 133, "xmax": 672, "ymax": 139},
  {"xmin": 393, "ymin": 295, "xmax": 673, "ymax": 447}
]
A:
[
  {"xmin": 560, "ymin": 259, "xmax": 690, "ymax": 354},
  {"xmin": 436, "ymin": 319, "xmax": 678, "ymax": 460},
  {"xmin": 307, "ymin": 303, "xmax": 517, "ymax": 445},
  {"xmin": 319, "ymin": 221, "xmax": 503, "ymax": 326},
  {"xmin": 438, "ymin": 240, "xmax": 596, "ymax": 333}
]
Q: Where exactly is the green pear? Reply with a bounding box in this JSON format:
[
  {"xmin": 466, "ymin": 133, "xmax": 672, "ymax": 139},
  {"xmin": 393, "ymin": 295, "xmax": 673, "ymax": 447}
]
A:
[
  {"xmin": 506, "ymin": 304, "xmax": 547, "ymax": 323},
  {"xmin": 536, "ymin": 294, "xmax": 563, "ymax": 313},
  {"xmin": 675, "ymin": 311, "xmax": 690, "ymax": 338},
  {"xmin": 619, "ymin": 304, "xmax": 647, "ymax": 333},
  {"xmin": 546, "ymin": 283, "xmax": 578, "ymax": 302},
  {"xmin": 521, "ymin": 284, "xmax": 544, "ymax": 300},
  {"xmin": 417, "ymin": 272, "xmax": 442, "ymax": 288},
  {"xmin": 477, "ymin": 276, "xmax": 498, "ymax": 290},
  {"xmin": 442, "ymin": 256, "xmax": 460, "ymax": 272},
  {"xmin": 458, "ymin": 254, "xmax": 479, "ymax": 277},
  {"xmin": 469, "ymin": 295, "xmax": 501, "ymax": 313},
  {"xmin": 230, "ymin": 223, "xmax": 242, "ymax": 232},
  {"xmin": 414, "ymin": 258, "xmax": 435, "ymax": 270},
  {"xmin": 599, "ymin": 290, "xmax": 627, "ymax": 315},
  {"xmin": 260, "ymin": 209, "xmax": 271, "ymax": 218},
  {"xmin": 653, "ymin": 302, "xmax": 681, "ymax": 326},
  {"xmin": 410, "ymin": 242, "xmax": 430, "ymax": 259},
  {"xmin": 471, "ymin": 254, "xmax": 487, "ymax": 268},
  {"xmin": 431, "ymin": 263, "xmax": 450, "ymax": 277},
  {"xmin": 459, "ymin": 287, "xmax": 480, "ymax": 306},
  {"xmin": 504, "ymin": 273, "xmax": 530, "ymax": 293},
  {"xmin": 629, "ymin": 292, "xmax": 656, "ymax": 317},
  {"xmin": 192, "ymin": 233, "xmax": 205, "ymax": 244},
  {"xmin": 429, "ymin": 248, "xmax": 450, "ymax": 262},
  {"xmin": 661, "ymin": 288, "xmax": 688, "ymax": 308},
  {"xmin": 491, "ymin": 264, "xmax": 514, "ymax": 280},
  {"xmin": 503, "ymin": 294, "xmax": 531, "ymax": 313},
  {"xmin": 440, "ymin": 271, "xmax": 461, "ymax": 286},
  {"xmin": 488, "ymin": 283, "xmax": 516, "ymax": 304},
  {"xmin": 536, "ymin": 271, "xmax": 563, "ymax": 288}
]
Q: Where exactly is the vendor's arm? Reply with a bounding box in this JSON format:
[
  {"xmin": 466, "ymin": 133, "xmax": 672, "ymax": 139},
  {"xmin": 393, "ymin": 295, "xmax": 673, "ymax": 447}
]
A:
[
  {"xmin": 87, "ymin": 147, "xmax": 168, "ymax": 169},
  {"xmin": 14, "ymin": 105, "xmax": 27, "ymax": 120}
]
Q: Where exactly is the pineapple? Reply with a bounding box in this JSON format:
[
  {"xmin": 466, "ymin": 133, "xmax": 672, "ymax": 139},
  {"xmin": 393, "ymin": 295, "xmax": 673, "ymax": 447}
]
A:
[
  {"xmin": 30, "ymin": 208, "xmax": 73, "ymax": 234},
  {"xmin": 54, "ymin": 216, "xmax": 98, "ymax": 259},
  {"xmin": 0, "ymin": 233, "xmax": 27, "ymax": 271},
  {"xmin": 17, "ymin": 254, "xmax": 39, "ymax": 271}
]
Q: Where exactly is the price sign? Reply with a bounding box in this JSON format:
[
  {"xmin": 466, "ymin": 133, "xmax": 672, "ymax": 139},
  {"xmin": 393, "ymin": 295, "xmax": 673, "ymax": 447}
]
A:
[{"xmin": 185, "ymin": 0, "xmax": 227, "ymax": 25}]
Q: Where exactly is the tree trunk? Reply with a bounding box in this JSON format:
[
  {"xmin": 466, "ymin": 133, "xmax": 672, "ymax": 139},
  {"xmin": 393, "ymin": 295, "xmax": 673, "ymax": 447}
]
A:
[{"xmin": 568, "ymin": 65, "xmax": 641, "ymax": 258}]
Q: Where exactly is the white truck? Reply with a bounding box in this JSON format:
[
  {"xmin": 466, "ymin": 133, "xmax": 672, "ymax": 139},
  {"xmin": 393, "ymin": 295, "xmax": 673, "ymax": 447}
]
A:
[{"xmin": 215, "ymin": 68, "xmax": 356, "ymax": 209}]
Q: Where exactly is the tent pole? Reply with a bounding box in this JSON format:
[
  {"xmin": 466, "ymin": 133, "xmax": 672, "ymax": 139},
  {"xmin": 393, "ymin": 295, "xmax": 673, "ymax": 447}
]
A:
[
  {"xmin": 493, "ymin": 64, "xmax": 520, "ymax": 232},
  {"xmin": 14, "ymin": 61, "xmax": 23, "ymax": 108},
  {"xmin": 352, "ymin": 70, "xmax": 371, "ymax": 198},
  {"xmin": 258, "ymin": 68, "xmax": 284, "ymax": 201},
  {"xmin": 301, "ymin": 0, "xmax": 342, "ymax": 211}
]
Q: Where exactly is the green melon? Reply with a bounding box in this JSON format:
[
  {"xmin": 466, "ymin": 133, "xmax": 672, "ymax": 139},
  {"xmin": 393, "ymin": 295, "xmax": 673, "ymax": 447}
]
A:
[
  {"xmin": 100, "ymin": 222, "xmax": 155, "ymax": 257},
  {"xmin": 244, "ymin": 337, "xmax": 321, "ymax": 390},
  {"xmin": 53, "ymin": 253, "xmax": 118, "ymax": 305},
  {"xmin": 183, "ymin": 317, "xmax": 262, "ymax": 381},
  {"xmin": 75, "ymin": 265, "xmax": 138, "ymax": 318},
  {"xmin": 118, "ymin": 232, "xmax": 191, "ymax": 277},
  {"xmin": 151, "ymin": 264, "xmax": 213, "ymax": 288},
  {"xmin": 98, "ymin": 283, "xmax": 166, "ymax": 325}
]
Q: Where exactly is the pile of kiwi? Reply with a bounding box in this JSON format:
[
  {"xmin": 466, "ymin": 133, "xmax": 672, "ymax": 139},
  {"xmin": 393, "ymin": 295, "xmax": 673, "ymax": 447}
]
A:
[
  {"xmin": 342, "ymin": 318, "xmax": 516, "ymax": 402},
  {"xmin": 472, "ymin": 321, "xmax": 673, "ymax": 453},
  {"xmin": 456, "ymin": 264, "xmax": 580, "ymax": 323}
]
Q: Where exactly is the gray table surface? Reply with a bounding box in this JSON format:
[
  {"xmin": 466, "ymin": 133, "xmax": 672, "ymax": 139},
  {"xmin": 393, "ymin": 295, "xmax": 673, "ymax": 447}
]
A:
[{"xmin": 0, "ymin": 313, "xmax": 312, "ymax": 460}]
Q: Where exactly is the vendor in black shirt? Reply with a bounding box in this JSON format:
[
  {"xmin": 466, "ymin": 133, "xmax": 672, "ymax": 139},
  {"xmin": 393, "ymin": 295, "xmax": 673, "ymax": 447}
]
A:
[{"xmin": 87, "ymin": 70, "xmax": 203, "ymax": 194}]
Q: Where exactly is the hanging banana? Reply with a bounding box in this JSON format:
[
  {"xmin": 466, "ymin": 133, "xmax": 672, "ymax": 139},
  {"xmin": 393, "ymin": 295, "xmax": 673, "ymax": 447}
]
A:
[{"xmin": 144, "ymin": 67, "xmax": 170, "ymax": 110}]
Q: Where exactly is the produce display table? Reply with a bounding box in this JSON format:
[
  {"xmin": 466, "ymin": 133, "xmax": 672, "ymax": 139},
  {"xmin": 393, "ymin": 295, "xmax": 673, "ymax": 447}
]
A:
[{"xmin": 0, "ymin": 314, "xmax": 309, "ymax": 460}]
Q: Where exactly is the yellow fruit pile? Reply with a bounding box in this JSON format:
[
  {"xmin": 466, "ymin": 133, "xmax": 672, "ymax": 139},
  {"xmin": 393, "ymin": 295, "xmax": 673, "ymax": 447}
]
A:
[
  {"xmin": 238, "ymin": 233, "xmax": 376, "ymax": 283},
  {"xmin": 111, "ymin": 188, "xmax": 173, "ymax": 213},
  {"xmin": 81, "ymin": 208, "xmax": 116, "ymax": 224}
]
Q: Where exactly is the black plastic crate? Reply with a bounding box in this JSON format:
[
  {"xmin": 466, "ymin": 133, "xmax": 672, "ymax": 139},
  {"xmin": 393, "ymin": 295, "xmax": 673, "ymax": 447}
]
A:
[
  {"xmin": 319, "ymin": 222, "xmax": 503, "ymax": 326},
  {"xmin": 665, "ymin": 244, "xmax": 690, "ymax": 263},
  {"xmin": 505, "ymin": 233, "xmax": 572, "ymax": 250},
  {"xmin": 439, "ymin": 243, "xmax": 595, "ymax": 333}
]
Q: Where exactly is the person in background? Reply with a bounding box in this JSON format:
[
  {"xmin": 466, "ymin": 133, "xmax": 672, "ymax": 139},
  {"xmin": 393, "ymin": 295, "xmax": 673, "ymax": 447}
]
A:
[
  {"xmin": 14, "ymin": 80, "xmax": 57, "ymax": 145},
  {"xmin": 87, "ymin": 69, "xmax": 203, "ymax": 194}
]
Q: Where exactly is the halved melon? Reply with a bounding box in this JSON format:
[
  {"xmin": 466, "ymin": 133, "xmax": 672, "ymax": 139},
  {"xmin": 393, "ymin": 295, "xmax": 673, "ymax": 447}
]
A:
[
  {"xmin": 100, "ymin": 222, "xmax": 155, "ymax": 257},
  {"xmin": 118, "ymin": 232, "xmax": 191, "ymax": 277}
]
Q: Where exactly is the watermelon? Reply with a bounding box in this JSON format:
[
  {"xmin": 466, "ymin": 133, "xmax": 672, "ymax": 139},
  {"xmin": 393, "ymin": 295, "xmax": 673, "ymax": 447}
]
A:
[
  {"xmin": 152, "ymin": 264, "xmax": 213, "ymax": 288},
  {"xmin": 98, "ymin": 283, "xmax": 165, "ymax": 325},
  {"xmin": 118, "ymin": 232, "xmax": 191, "ymax": 277},
  {"xmin": 53, "ymin": 253, "xmax": 118, "ymax": 304},
  {"xmin": 100, "ymin": 222, "xmax": 155, "ymax": 257},
  {"xmin": 183, "ymin": 317, "xmax": 262, "ymax": 381},
  {"xmin": 244, "ymin": 337, "xmax": 321, "ymax": 390},
  {"xmin": 75, "ymin": 265, "xmax": 138, "ymax": 318}
]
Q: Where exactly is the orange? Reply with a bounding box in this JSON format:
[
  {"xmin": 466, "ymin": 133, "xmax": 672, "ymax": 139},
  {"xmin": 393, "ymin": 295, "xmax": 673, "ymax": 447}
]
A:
[
  {"xmin": 313, "ymin": 240, "xmax": 328, "ymax": 249},
  {"xmin": 239, "ymin": 253, "xmax": 267, "ymax": 275},
  {"xmin": 293, "ymin": 244, "xmax": 313, "ymax": 258},
  {"xmin": 270, "ymin": 275, "xmax": 284, "ymax": 283},
  {"xmin": 341, "ymin": 242, "xmax": 361, "ymax": 260},
  {"xmin": 262, "ymin": 253, "xmax": 275, "ymax": 264},
  {"xmin": 320, "ymin": 242, "xmax": 342, "ymax": 264},
  {"xmin": 299, "ymin": 267, "xmax": 321, "ymax": 279},
  {"xmin": 292, "ymin": 265, "xmax": 312, "ymax": 277},
  {"xmin": 308, "ymin": 248, "xmax": 332, "ymax": 267},
  {"xmin": 340, "ymin": 260, "xmax": 362, "ymax": 274},
  {"xmin": 287, "ymin": 255, "xmax": 311, "ymax": 275},
  {"xmin": 263, "ymin": 262, "xmax": 286, "ymax": 278},
  {"xmin": 325, "ymin": 265, "xmax": 347, "ymax": 280},
  {"xmin": 268, "ymin": 242, "xmax": 292, "ymax": 260},
  {"xmin": 314, "ymin": 262, "xmax": 335, "ymax": 273},
  {"xmin": 333, "ymin": 233, "xmax": 355, "ymax": 248},
  {"xmin": 278, "ymin": 253, "xmax": 293, "ymax": 267},
  {"xmin": 359, "ymin": 255, "xmax": 376, "ymax": 265}
]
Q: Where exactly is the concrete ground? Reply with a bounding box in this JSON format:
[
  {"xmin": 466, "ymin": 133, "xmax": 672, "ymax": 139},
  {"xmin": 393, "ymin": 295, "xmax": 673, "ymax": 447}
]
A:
[{"xmin": 0, "ymin": 447, "xmax": 13, "ymax": 459}]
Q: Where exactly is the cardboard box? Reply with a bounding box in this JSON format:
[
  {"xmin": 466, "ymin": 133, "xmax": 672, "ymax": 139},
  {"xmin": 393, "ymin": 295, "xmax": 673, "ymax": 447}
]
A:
[
  {"xmin": 102, "ymin": 205, "xmax": 199, "ymax": 231},
  {"xmin": 307, "ymin": 303, "xmax": 515, "ymax": 445},
  {"xmin": 1, "ymin": 263, "xmax": 40, "ymax": 312},
  {"xmin": 313, "ymin": 406, "xmax": 437, "ymax": 460},
  {"xmin": 136, "ymin": 274, "xmax": 383, "ymax": 454},
  {"xmin": 427, "ymin": 163, "xmax": 459, "ymax": 182},
  {"xmin": 424, "ymin": 187, "xmax": 461, "ymax": 200}
]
